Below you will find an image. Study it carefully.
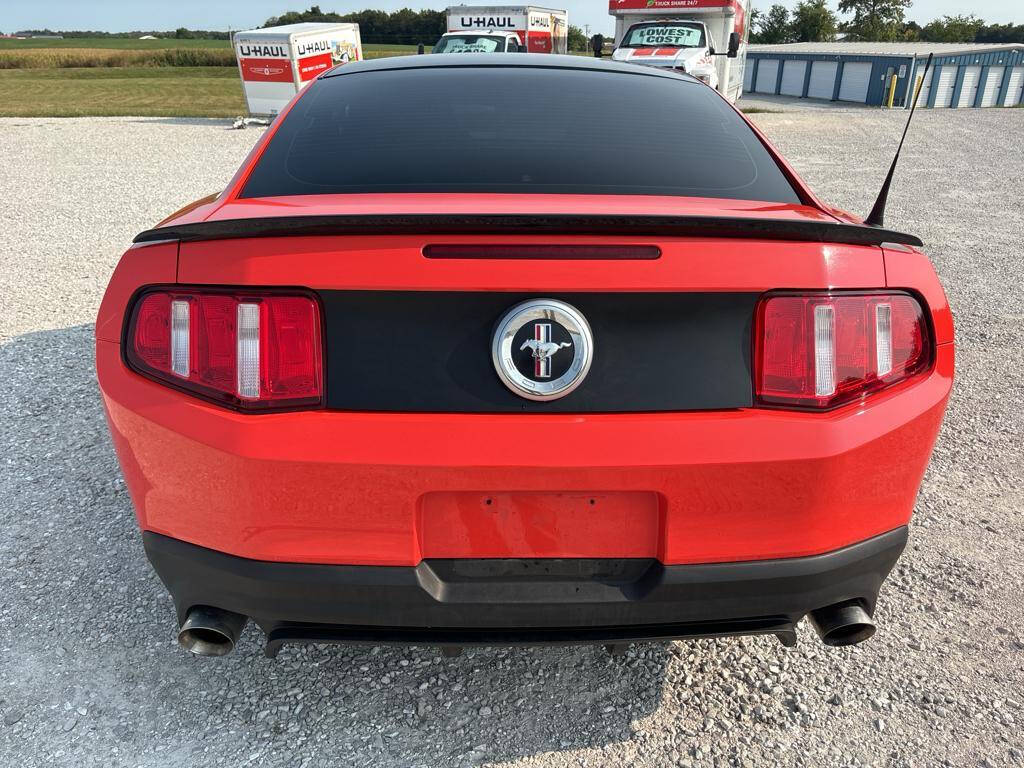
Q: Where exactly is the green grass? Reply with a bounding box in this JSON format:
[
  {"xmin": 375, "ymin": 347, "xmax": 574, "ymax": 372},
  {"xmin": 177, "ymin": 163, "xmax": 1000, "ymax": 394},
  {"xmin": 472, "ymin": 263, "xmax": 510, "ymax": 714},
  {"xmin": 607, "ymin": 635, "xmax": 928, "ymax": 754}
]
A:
[
  {"xmin": 363, "ymin": 43, "xmax": 434, "ymax": 58},
  {"xmin": 0, "ymin": 37, "xmax": 230, "ymax": 49},
  {"xmin": 0, "ymin": 67, "xmax": 245, "ymax": 117},
  {"xmin": 362, "ymin": 43, "xmax": 424, "ymax": 51}
]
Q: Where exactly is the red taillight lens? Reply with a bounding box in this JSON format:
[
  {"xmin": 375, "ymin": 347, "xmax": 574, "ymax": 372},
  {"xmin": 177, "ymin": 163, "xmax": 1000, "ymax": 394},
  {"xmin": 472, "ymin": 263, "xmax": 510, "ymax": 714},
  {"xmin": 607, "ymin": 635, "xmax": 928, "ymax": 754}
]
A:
[
  {"xmin": 132, "ymin": 293, "xmax": 174, "ymax": 374},
  {"xmin": 126, "ymin": 288, "xmax": 323, "ymax": 411},
  {"xmin": 755, "ymin": 291, "xmax": 932, "ymax": 409}
]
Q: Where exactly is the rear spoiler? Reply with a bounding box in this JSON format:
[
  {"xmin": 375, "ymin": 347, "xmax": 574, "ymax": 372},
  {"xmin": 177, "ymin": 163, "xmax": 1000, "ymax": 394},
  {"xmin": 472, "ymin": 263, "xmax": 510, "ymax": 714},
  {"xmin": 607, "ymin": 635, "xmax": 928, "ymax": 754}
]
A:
[{"xmin": 133, "ymin": 214, "xmax": 922, "ymax": 248}]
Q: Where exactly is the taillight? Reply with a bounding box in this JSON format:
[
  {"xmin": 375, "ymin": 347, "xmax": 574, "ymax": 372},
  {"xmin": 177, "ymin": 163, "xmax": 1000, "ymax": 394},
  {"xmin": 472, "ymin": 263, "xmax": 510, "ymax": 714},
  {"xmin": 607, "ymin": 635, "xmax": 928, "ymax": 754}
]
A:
[
  {"xmin": 126, "ymin": 288, "xmax": 323, "ymax": 411},
  {"xmin": 755, "ymin": 291, "xmax": 931, "ymax": 409}
]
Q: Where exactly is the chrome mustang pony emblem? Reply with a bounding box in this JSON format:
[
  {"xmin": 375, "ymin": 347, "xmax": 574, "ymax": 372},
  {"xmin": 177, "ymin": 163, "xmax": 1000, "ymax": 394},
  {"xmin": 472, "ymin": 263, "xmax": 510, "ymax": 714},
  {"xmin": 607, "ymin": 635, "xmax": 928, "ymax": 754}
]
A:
[
  {"xmin": 492, "ymin": 299, "xmax": 594, "ymax": 402},
  {"xmin": 520, "ymin": 326, "xmax": 572, "ymax": 379}
]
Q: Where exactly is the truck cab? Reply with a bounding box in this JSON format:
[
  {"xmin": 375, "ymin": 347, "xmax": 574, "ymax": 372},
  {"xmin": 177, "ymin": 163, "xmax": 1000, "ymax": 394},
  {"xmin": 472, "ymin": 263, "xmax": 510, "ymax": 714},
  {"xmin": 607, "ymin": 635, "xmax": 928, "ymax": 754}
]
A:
[
  {"xmin": 612, "ymin": 20, "xmax": 720, "ymax": 86},
  {"xmin": 433, "ymin": 30, "xmax": 525, "ymax": 53},
  {"xmin": 608, "ymin": 0, "xmax": 750, "ymax": 102}
]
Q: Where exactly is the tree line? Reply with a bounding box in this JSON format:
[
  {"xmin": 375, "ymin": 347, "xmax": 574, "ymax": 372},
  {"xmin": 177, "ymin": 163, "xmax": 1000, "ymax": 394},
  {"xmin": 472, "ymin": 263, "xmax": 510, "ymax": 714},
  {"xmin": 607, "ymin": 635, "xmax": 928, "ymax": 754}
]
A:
[
  {"xmin": 262, "ymin": 6, "xmax": 445, "ymax": 44},
  {"xmin": 11, "ymin": 29, "xmax": 231, "ymax": 39},
  {"xmin": 752, "ymin": 1, "xmax": 1024, "ymax": 45}
]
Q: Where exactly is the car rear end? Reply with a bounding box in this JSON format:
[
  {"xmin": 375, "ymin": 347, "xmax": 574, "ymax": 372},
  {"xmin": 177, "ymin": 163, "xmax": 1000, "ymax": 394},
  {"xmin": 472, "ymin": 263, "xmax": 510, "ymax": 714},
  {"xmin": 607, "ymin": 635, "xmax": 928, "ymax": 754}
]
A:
[{"xmin": 96, "ymin": 55, "xmax": 953, "ymax": 657}]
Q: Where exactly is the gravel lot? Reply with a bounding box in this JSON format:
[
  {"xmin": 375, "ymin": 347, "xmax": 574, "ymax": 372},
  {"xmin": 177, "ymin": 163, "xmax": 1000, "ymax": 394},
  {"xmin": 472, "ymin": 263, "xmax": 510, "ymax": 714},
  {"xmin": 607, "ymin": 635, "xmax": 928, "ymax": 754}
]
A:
[{"xmin": 1, "ymin": 109, "xmax": 1023, "ymax": 767}]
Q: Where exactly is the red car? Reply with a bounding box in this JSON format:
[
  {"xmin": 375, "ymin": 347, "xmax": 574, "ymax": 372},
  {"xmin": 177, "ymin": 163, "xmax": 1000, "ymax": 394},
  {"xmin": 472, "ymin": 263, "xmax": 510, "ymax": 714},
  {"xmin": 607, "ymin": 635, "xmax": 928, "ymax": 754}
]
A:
[{"xmin": 96, "ymin": 55, "xmax": 953, "ymax": 658}]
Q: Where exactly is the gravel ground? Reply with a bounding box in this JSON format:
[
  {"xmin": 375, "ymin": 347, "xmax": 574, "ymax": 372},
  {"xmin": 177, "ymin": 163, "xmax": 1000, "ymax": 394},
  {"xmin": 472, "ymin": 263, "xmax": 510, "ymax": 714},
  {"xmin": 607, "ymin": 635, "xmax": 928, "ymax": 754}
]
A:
[
  {"xmin": 737, "ymin": 93, "xmax": 876, "ymax": 112},
  {"xmin": 1, "ymin": 110, "xmax": 1023, "ymax": 767}
]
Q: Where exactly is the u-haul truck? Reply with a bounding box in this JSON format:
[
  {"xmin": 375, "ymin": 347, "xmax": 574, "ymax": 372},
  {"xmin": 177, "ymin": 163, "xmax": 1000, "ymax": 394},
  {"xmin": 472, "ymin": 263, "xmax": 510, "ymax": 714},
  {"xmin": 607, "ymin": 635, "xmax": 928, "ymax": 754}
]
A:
[
  {"xmin": 446, "ymin": 6, "xmax": 568, "ymax": 54},
  {"xmin": 609, "ymin": 0, "xmax": 750, "ymax": 102},
  {"xmin": 234, "ymin": 22, "xmax": 362, "ymax": 116}
]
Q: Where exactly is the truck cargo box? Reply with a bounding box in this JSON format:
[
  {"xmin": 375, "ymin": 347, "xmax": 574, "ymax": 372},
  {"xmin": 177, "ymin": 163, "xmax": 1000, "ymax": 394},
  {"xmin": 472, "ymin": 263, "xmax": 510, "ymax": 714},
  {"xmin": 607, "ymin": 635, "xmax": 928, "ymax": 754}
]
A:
[
  {"xmin": 234, "ymin": 22, "xmax": 362, "ymax": 116},
  {"xmin": 447, "ymin": 5, "xmax": 568, "ymax": 54}
]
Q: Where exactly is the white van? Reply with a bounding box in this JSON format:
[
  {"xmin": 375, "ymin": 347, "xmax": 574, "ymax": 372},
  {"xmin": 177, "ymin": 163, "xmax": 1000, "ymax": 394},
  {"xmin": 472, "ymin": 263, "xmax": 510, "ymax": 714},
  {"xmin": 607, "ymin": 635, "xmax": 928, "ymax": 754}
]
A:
[{"xmin": 608, "ymin": 0, "xmax": 750, "ymax": 102}]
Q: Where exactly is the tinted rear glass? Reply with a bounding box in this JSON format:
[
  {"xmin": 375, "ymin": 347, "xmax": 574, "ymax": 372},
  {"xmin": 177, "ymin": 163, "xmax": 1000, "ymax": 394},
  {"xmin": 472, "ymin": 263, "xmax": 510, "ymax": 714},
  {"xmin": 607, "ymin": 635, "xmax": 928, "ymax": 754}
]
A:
[{"xmin": 240, "ymin": 66, "xmax": 801, "ymax": 203}]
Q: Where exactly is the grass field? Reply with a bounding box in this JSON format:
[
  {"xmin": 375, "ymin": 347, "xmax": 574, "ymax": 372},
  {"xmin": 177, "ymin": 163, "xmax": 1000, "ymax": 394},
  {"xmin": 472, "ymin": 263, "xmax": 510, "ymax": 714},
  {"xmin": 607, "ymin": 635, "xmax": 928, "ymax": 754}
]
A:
[{"xmin": 0, "ymin": 67, "xmax": 245, "ymax": 117}]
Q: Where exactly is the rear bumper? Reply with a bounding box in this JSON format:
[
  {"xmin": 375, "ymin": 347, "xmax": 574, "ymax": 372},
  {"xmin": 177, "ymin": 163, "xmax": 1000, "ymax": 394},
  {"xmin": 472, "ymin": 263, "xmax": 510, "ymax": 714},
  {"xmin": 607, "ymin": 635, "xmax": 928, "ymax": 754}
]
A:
[
  {"xmin": 145, "ymin": 526, "xmax": 908, "ymax": 653},
  {"xmin": 99, "ymin": 340, "xmax": 952, "ymax": 565}
]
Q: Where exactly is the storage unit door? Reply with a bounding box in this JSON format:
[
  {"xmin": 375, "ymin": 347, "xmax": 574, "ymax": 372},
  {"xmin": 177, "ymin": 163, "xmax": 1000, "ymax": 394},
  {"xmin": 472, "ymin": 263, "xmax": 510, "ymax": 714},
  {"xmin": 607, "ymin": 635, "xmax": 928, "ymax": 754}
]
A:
[
  {"xmin": 807, "ymin": 60, "xmax": 838, "ymax": 99},
  {"xmin": 779, "ymin": 60, "xmax": 807, "ymax": 96},
  {"xmin": 980, "ymin": 66, "xmax": 1004, "ymax": 107},
  {"xmin": 838, "ymin": 62, "xmax": 872, "ymax": 102},
  {"xmin": 915, "ymin": 67, "xmax": 932, "ymax": 107},
  {"xmin": 933, "ymin": 66, "xmax": 957, "ymax": 108},
  {"xmin": 956, "ymin": 65, "xmax": 981, "ymax": 108},
  {"xmin": 1004, "ymin": 67, "xmax": 1024, "ymax": 107},
  {"xmin": 744, "ymin": 59, "xmax": 754, "ymax": 92},
  {"xmin": 755, "ymin": 59, "xmax": 779, "ymax": 93}
]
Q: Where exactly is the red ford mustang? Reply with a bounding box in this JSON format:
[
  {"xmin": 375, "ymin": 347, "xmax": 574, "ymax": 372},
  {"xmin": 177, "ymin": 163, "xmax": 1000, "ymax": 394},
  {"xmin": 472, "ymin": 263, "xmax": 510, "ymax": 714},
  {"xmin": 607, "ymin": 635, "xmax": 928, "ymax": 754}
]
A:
[{"xmin": 96, "ymin": 55, "xmax": 953, "ymax": 658}]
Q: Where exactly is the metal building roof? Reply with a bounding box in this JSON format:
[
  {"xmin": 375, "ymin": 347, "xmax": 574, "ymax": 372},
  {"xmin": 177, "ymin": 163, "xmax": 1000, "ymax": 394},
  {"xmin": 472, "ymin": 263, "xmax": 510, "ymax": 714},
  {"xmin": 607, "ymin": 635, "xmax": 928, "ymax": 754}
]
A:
[{"xmin": 749, "ymin": 42, "xmax": 1024, "ymax": 57}]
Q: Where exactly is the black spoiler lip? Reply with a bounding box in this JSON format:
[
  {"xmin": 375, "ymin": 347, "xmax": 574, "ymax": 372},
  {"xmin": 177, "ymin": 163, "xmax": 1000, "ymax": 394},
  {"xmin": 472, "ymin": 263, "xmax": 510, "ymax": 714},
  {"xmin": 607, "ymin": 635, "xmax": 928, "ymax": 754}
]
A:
[{"xmin": 133, "ymin": 214, "xmax": 923, "ymax": 248}]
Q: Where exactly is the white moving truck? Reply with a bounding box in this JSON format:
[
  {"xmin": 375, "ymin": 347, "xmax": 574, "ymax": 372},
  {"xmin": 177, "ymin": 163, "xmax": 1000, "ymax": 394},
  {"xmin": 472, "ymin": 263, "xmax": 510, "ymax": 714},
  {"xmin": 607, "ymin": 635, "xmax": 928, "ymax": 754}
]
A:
[
  {"xmin": 446, "ymin": 6, "xmax": 568, "ymax": 54},
  {"xmin": 608, "ymin": 0, "xmax": 750, "ymax": 102},
  {"xmin": 233, "ymin": 22, "xmax": 363, "ymax": 116}
]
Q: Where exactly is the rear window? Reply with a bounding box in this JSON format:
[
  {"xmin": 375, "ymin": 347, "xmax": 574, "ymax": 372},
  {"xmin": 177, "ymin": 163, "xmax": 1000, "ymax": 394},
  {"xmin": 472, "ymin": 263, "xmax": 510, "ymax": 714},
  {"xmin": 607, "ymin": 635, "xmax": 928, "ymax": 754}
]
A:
[{"xmin": 240, "ymin": 66, "xmax": 801, "ymax": 203}]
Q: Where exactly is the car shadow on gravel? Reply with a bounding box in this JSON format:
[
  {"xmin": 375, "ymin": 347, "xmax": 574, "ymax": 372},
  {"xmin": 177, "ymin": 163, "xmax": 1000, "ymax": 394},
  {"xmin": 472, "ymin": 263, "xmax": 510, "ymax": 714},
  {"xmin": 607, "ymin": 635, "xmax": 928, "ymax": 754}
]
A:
[
  {"xmin": 0, "ymin": 324, "xmax": 673, "ymax": 766},
  {"xmin": 126, "ymin": 117, "xmax": 241, "ymax": 127}
]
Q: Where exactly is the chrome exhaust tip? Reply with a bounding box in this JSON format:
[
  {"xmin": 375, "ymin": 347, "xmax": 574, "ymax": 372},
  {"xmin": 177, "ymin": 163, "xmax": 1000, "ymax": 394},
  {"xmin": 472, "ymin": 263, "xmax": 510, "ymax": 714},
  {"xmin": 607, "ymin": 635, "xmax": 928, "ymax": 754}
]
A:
[
  {"xmin": 177, "ymin": 606, "xmax": 248, "ymax": 657},
  {"xmin": 808, "ymin": 601, "xmax": 876, "ymax": 647}
]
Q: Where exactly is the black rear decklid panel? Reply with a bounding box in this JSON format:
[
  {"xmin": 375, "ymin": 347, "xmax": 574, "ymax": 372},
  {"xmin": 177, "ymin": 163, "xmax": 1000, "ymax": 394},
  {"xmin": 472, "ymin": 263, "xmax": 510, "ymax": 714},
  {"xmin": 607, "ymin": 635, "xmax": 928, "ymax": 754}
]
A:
[{"xmin": 321, "ymin": 291, "xmax": 758, "ymax": 413}]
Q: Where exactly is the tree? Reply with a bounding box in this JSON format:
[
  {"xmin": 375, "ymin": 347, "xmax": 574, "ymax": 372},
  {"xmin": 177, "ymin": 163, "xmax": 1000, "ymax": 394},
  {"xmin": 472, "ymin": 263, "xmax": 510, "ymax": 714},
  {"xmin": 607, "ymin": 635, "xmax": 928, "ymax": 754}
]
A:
[
  {"xmin": 975, "ymin": 23, "xmax": 1024, "ymax": 43},
  {"xmin": 837, "ymin": 0, "xmax": 912, "ymax": 41},
  {"xmin": 900, "ymin": 20, "xmax": 921, "ymax": 41},
  {"xmin": 753, "ymin": 4, "xmax": 794, "ymax": 44},
  {"xmin": 567, "ymin": 25, "xmax": 588, "ymax": 51},
  {"xmin": 791, "ymin": 0, "xmax": 838, "ymax": 42},
  {"xmin": 921, "ymin": 14, "xmax": 984, "ymax": 43}
]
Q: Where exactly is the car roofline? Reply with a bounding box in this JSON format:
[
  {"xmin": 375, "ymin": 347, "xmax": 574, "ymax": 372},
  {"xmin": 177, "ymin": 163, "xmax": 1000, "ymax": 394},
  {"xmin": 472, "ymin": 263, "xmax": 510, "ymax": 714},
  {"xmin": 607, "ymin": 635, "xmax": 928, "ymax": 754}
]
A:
[{"xmin": 320, "ymin": 52, "xmax": 700, "ymax": 84}]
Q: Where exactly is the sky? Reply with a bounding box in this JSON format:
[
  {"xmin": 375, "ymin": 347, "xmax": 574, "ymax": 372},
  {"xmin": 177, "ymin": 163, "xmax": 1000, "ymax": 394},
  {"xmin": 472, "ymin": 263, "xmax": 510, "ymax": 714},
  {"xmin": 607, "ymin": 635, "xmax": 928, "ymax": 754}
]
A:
[{"xmin": 4, "ymin": 0, "xmax": 1023, "ymax": 37}]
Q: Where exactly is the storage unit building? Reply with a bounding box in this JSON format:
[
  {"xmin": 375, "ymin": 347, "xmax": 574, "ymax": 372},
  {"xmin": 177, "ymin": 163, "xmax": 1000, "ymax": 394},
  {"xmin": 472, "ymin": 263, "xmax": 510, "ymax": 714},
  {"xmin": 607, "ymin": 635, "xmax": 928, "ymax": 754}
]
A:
[{"xmin": 745, "ymin": 42, "xmax": 1024, "ymax": 108}]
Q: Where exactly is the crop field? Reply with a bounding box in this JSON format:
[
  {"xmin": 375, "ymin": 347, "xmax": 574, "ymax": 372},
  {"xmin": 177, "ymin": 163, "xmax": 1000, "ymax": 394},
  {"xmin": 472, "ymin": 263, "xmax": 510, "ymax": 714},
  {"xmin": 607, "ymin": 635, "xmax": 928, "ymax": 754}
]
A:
[
  {"xmin": 0, "ymin": 48, "xmax": 237, "ymax": 68},
  {"xmin": 0, "ymin": 37, "xmax": 231, "ymax": 50}
]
